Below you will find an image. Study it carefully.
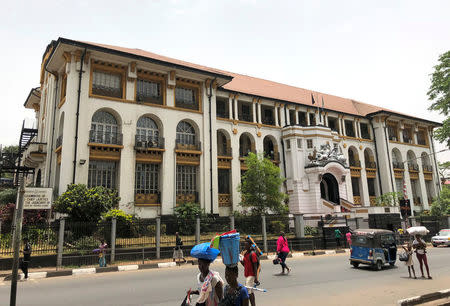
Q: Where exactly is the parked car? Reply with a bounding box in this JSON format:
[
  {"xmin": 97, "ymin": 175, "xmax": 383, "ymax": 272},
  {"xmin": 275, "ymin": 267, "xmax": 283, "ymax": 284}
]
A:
[{"xmin": 431, "ymin": 229, "xmax": 450, "ymax": 247}]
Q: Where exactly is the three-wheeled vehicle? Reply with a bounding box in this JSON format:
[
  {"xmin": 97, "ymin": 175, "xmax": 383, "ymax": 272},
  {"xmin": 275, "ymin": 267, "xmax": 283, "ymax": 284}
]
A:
[{"xmin": 349, "ymin": 229, "xmax": 397, "ymax": 270}]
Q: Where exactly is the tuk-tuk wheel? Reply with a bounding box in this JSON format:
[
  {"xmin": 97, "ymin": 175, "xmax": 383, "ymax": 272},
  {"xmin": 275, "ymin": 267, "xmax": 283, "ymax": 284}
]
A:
[
  {"xmin": 375, "ymin": 260, "xmax": 383, "ymax": 271},
  {"xmin": 351, "ymin": 261, "xmax": 359, "ymax": 268}
]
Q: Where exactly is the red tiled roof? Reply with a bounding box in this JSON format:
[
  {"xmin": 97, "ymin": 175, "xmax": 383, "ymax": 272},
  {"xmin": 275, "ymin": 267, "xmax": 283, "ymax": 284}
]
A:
[{"xmin": 66, "ymin": 39, "xmax": 434, "ymax": 120}]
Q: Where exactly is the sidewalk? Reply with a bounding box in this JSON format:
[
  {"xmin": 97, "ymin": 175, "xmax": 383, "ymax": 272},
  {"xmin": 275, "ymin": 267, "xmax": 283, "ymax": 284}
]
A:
[{"xmin": 1, "ymin": 248, "xmax": 350, "ymax": 281}]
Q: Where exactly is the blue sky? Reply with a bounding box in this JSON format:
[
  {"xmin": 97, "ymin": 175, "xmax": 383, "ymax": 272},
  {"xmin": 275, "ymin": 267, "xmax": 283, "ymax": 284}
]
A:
[{"xmin": 1, "ymin": 0, "xmax": 449, "ymax": 160}]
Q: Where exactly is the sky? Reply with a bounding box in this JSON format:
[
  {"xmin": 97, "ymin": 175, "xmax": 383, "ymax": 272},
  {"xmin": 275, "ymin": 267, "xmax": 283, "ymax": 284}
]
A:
[{"xmin": 0, "ymin": 0, "xmax": 449, "ymax": 161}]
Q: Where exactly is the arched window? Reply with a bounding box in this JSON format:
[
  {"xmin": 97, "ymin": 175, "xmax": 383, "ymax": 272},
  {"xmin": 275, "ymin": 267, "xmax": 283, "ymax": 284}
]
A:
[
  {"xmin": 176, "ymin": 121, "xmax": 195, "ymax": 145},
  {"xmin": 90, "ymin": 111, "xmax": 120, "ymax": 144},
  {"xmin": 391, "ymin": 149, "xmax": 403, "ymax": 169},
  {"xmin": 217, "ymin": 131, "xmax": 229, "ymax": 156},
  {"xmin": 364, "ymin": 148, "xmax": 376, "ymax": 168},
  {"xmin": 263, "ymin": 137, "xmax": 276, "ymax": 160},
  {"xmin": 348, "ymin": 147, "xmax": 360, "ymax": 167},
  {"xmin": 239, "ymin": 134, "xmax": 253, "ymax": 157},
  {"xmin": 136, "ymin": 117, "xmax": 159, "ymax": 147}
]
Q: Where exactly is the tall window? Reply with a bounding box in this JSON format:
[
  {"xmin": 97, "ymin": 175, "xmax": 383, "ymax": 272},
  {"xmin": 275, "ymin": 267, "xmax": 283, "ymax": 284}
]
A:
[
  {"xmin": 395, "ymin": 178, "xmax": 403, "ymax": 194},
  {"xmin": 176, "ymin": 165, "xmax": 197, "ymax": 194},
  {"xmin": 351, "ymin": 177, "xmax": 360, "ymax": 196},
  {"xmin": 388, "ymin": 123, "xmax": 398, "ymax": 141},
  {"xmin": 135, "ymin": 163, "xmax": 159, "ymax": 194},
  {"xmin": 217, "ymin": 131, "xmax": 228, "ymax": 156},
  {"xmin": 175, "ymin": 86, "xmax": 198, "ymax": 110},
  {"xmin": 345, "ymin": 120, "xmax": 355, "ymax": 137},
  {"xmin": 136, "ymin": 79, "xmax": 162, "ymax": 104},
  {"xmin": 298, "ymin": 112, "xmax": 307, "ymax": 126},
  {"xmin": 240, "ymin": 103, "xmax": 252, "ymax": 122},
  {"xmin": 403, "ymin": 126, "xmax": 413, "ymax": 143},
  {"xmin": 92, "ymin": 70, "xmax": 123, "ymax": 99},
  {"xmin": 289, "ymin": 110, "xmax": 295, "ymax": 125},
  {"xmin": 328, "ymin": 117, "xmax": 338, "ymax": 132},
  {"xmin": 218, "ymin": 169, "xmax": 230, "ymax": 194},
  {"xmin": 367, "ymin": 178, "xmax": 376, "ymax": 196},
  {"xmin": 360, "ymin": 123, "xmax": 370, "ymax": 139},
  {"xmin": 309, "ymin": 113, "xmax": 316, "ymax": 126},
  {"xmin": 239, "ymin": 134, "xmax": 252, "ymax": 156},
  {"xmin": 262, "ymin": 107, "xmax": 274, "ymax": 125},
  {"xmin": 417, "ymin": 129, "xmax": 427, "ymax": 145},
  {"xmin": 88, "ymin": 161, "xmax": 117, "ymax": 189},
  {"xmin": 90, "ymin": 111, "xmax": 120, "ymax": 144},
  {"xmin": 176, "ymin": 121, "xmax": 196, "ymax": 146},
  {"xmin": 216, "ymin": 97, "xmax": 228, "ymax": 118},
  {"xmin": 136, "ymin": 117, "xmax": 159, "ymax": 146}
]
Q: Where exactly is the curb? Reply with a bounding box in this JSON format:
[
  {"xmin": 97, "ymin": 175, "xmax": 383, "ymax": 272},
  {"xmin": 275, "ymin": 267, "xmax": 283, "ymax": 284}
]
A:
[
  {"xmin": 2, "ymin": 249, "xmax": 350, "ymax": 282},
  {"xmin": 398, "ymin": 288, "xmax": 450, "ymax": 305}
]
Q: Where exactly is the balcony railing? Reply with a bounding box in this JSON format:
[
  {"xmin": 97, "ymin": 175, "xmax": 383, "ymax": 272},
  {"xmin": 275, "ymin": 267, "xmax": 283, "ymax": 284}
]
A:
[
  {"xmin": 349, "ymin": 160, "xmax": 361, "ymax": 167},
  {"xmin": 175, "ymin": 140, "xmax": 201, "ymax": 151},
  {"xmin": 218, "ymin": 147, "xmax": 232, "ymax": 157},
  {"xmin": 392, "ymin": 162, "xmax": 404, "ymax": 169},
  {"xmin": 239, "ymin": 149, "xmax": 255, "ymax": 158},
  {"xmin": 176, "ymin": 191, "xmax": 199, "ymax": 204},
  {"xmin": 365, "ymin": 161, "xmax": 377, "ymax": 169},
  {"xmin": 262, "ymin": 117, "xmax": 275, "ymax": 125},
  {"xmin": 89, "ymin": 130, "xmax": 123, "ymax": 145},
  {"xmin": 408, "ymin": 163, "xmax": 419, "ymax": 171},
  {"xmin": 422, "ymin": 165, "xmax": 433, "ymax": 172},
  {"xmin": 239, "ymin": 113, "xmax": 253, "ymax": 122},
  {"xmin": 135, "ymin": 135, "xmax": 165, "ymax": 149},
  {"xmin": 417, "ymin": 138, "xmax": 427, "ymax": 146},
  {"xmin": 361, "ymin": 133, "xmax": 371, "ymax": 140},
  {"xmin": 55, "ymin": 135, "xmax": 63, "ymax": 148},
  {"xmin": 388, "ymin": 135, "xmax": 398, "ymax": 141}
]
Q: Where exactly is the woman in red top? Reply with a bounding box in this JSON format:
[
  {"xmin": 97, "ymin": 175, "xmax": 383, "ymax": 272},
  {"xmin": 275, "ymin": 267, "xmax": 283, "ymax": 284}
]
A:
[{"xmin": 276, "ymin": 232, "xmax": 290, "ymax": 274}]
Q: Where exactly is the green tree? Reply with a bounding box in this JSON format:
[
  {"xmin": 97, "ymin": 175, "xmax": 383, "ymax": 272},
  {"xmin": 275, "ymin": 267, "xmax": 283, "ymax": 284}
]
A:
[
  {"xmin": 238, "ymin": 152, "xmax": 288, "ymax": 215},
  {"xmin": 437, "ymin": 161, "xmax": 450, "ymax": 183},
  {"xmin": 427, "ymin": 50, "xmax": 450, "ymax": 147},
  {"xmin": 1, "ymin": 145, "xmax": 19, "ymax": 179},
  {"xmin": 173, "ymin": 202, "xmax": 203, "ymax": 234},
  {"xmin": 375, "ymin": 191, "xmax": 403, "ymax": 207},
  {"xmin": 53, "ymin": 184, "xmax": 120, "ymax": 222},
  {"xmin": 430, "ymin": 186, "xmax": 450, "ymax": 216}
]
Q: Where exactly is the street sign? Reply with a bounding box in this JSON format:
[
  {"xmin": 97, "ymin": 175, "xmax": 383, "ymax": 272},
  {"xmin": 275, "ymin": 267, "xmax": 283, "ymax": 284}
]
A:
[{"xmin": 23, "ymin": 187, "xmax": 53, "ymax": 209}]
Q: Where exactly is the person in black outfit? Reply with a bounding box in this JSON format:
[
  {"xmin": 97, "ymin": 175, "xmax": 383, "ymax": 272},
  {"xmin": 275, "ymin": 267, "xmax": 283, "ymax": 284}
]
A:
[
  {"xmin": 21, "ymin": 237, "xmax": 32, "ymax": 280},
  {"xmin": 173, "ymin": 232, "xmax": 187, "ymax": 263}
]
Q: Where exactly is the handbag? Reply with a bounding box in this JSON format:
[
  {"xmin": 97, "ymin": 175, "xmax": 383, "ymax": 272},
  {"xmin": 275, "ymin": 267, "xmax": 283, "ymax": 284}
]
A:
[{"xmin": 399, "ymin": 252, "xmax": 409, "ymax": 262}]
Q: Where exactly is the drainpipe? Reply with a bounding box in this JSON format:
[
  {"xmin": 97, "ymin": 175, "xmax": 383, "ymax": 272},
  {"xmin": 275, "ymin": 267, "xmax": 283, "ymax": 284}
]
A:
[
  {"xmin": 207, "ymin": 78, "xmax": 216, "ymax": 215},
  {"xmin": 46, "ymin": 71, "xmax": 59, "ymax": 188},
  {"xmin": 370, "ymin": 119, "xmax": 383, "ymax": 195},
  {"xmin": 383, "ymin": 116, "xmax": 395, "ymax": 193},
  {"xmin": 72, "ymin": 48, "xmax": 86, "ymax": 184},
  {"xmin": 280, "ymin": 136, "xmax": 287, "ymax": 190}
]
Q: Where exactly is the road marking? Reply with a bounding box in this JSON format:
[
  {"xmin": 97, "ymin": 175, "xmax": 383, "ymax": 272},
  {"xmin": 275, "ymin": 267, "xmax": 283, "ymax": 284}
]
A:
[
  {"xmin": 292, "ymin": 252, "xmax": 305, "ymax": 257},
  {"xmin": 28, "ymin": 272, "xmax": 47, "ymax": 279},
  {"xmin": 157, "ymin": 262, "xmax": 176, "ymax": 268},
  {"xmin": 72, "ymin": 268, "xmax": 95, "ymax": 275},
  {"xmin": 267, "ymin": 255, "xmax": 277, "ymax": 260},
  {"xmin": 118, "ymin": 265, "xmax": 138, "ymax": 271},
  {"xmin": 325, "ymin": 250, "xmax": 336, "ymax": 255}
]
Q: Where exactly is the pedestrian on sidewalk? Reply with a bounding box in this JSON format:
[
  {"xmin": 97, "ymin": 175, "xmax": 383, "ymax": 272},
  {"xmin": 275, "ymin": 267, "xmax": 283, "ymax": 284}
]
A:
[
  {"xmin": 191, "ymin": 258, "xmax": 224, "ymax": 306},
  {"xmin": 20, "ymin": 237, "xmax": 32, "ymax": 280},
  {"xmin": 240, "ymin": 239, "xmax": 258, "ymax": 306},
  {"xmin": 173, "ymin": 232, "xmax": 187, "ymax": 263},
  {"xmin": 276, "ymin": 232, "xmax": 291, "ymax": 275},
  {"xmin": 98, "ymin": 239, "xmax": 107, "ymax": 268},
  {"xmin": 334, "ymin": 229, "xmax": 342, "ymax": 248},
  {"xmin": 346, "ymin": 231, "xmax": 352, "ymax": 248},
  {"xmin": 412, "ymin": 234, "xmax": 432, "ymax": 279},
  {"xmin": 402, "ymin": 242, "xmax": 416, "ymax": 279},
  {"xmin": 219, "ymin": 265, "xmax": 249, "ymax": 306}
]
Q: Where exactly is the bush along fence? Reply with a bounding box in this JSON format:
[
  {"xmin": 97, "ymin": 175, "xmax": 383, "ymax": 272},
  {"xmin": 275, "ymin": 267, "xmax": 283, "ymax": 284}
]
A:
[{"xmin": 0, "ymin": 214, "xmax": 448, "ymax": 270}]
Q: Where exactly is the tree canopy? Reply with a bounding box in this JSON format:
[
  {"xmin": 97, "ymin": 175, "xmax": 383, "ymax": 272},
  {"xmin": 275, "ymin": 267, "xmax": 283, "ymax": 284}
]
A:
[
  {"xmin": 430, "ymin": 185, "xmax": 450, "ymax": 216},
  {"xmin": 427, "ymin": 50, "xmax": 450, "ymax": 147},
  {"xmin": 238, "ymin": 152, "xmax": 288, "ymax": 215}
]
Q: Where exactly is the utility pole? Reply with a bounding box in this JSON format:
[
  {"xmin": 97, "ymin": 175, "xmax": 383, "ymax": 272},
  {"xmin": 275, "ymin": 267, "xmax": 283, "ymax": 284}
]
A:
[{"xmin": 10, "ymin": 173, "xmax": 25, "ymax": 306}]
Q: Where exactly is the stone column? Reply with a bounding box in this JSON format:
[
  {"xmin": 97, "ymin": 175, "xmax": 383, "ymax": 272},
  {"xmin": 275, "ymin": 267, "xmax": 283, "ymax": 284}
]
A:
[
  {"xmin": 357, "ymin": 121, "xmax": 362, "ymax": 138},
  {"xmin": 343, "ymin": 118, "xmax": 347, "ymax": 136},
  {"xmin": 280, "ymin": 104, "xmax": 286, "ymax": 127},
  {"xmin": 338, "ymin": 116, "xmax": 343, "ymax": 135},
  {"xmin": 257, "ymin": 101, "xmax": 262, "ymax": 124},
  {"xmin": 252, "ymin": 100, "xmax": 257, "ymax": 123},
  {"xmin": 360, "ymin": 157, "xmax": 370, "ymax": 207},
  {"xmin": 234, "ymin": 97, "xmax": 239, "ymax": 120},
  {"xmin": 295, "ymin": 108, "xmax": 299, "ymax": 125},
  {"xmin": 111, "ymin": 218, "xmax": 117, "ymax": 263},
  {"xmin": 286, "ymin": 107, "xmax": 291, "ymax": 126},
  {"xmin": 294, "ymin": 214, "xmax": 305, "ymax": 238},
  {"xmin": 416, "ymin": 158, "xmax": 430, "ymax": 209},
  {"xmin": 274, "ymin": 105, "xmax": 279, "ymax": 126},
  {"xmin": 228, "ymin": 96, "xmax": 233, "ymax": 120},
  {"xmin": 306, "ymin": 110, "xmax": 311, "ymax": 126}
]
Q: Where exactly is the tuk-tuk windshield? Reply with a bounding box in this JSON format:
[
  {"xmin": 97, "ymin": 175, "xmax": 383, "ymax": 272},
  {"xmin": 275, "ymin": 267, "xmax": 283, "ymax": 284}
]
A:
[
  {"xmin": 351, "ymin": 235, "xmax": 372, "ymax": 247},
  {"xmin": 380, "ymin": 234, "xmax": 396, "ymax": 245}
]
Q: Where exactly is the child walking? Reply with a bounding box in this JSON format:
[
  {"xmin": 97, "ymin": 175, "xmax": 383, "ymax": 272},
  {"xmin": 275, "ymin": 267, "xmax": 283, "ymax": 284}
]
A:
[{"xmin": 402, "ymin": 243, "xmax": 416, "ymax": 279}]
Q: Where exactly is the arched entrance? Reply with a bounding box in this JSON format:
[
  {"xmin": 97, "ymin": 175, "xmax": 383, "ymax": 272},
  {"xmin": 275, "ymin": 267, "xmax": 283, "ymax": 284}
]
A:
[{"xmin": 320, "ymin": 173, "xmax": 340, "ymax": 204}]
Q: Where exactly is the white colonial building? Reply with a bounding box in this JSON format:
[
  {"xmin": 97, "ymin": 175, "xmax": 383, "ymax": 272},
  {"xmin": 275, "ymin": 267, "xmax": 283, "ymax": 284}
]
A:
[{"xmin": 20, "ymin": 38, "xmax": 441, "ymax": 218}]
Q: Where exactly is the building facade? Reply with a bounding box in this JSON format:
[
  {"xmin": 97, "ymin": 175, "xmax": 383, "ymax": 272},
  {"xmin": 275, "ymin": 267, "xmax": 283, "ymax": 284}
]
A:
[{"xmin": 21, "ymin": 38, "xmax": 441, "ymax": 218}]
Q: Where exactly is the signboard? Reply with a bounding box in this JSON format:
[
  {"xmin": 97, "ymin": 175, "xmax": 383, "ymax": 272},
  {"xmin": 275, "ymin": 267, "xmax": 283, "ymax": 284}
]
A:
[
  {"xmin": 23, "ymin": 188, "xmax": 53, "ymax": 209},
  {"xmin": 399, "ymin": 199, "xmax": 411, "ymax": 218}
]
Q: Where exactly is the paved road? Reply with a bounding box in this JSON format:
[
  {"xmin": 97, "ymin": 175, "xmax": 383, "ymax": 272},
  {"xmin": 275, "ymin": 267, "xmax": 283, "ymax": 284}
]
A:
[{"xmin": 1, "ymin": 248, "xmax": 449, "ymax": 305}]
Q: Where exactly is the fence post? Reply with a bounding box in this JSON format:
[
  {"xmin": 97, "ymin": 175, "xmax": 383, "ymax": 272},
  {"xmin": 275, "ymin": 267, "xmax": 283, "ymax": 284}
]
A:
[
  {"xmin": 447, "ymin": 216, "xmax": 450, "ymax": 229},
  {"xmin": 156, "ymin": 217, "xmax": 161, "ymax": 260},
  {"xmin": 56, "ymin": 218, "xmax": 65, "ymax": 269},
  {"xmin": 261, "ymin": 215, "xmax": 267, "ymax": 253},
  {"xmin": 110, "ymin": 217, "xmax": 116, "ymax": 263},
  {"xmin": 0, "ymin": 220, "xmax": 2, "ymax": 234},
  {"xmin": 294, "ymin": 214, "xmax": 305, "ymax": 238},
  {"xmin": 230, "ymin": 215, "xmax": 235, "ymax": 230},
  {"xmin": 195, "ymin": 215, "xmax": 201, "ymax": 245}
]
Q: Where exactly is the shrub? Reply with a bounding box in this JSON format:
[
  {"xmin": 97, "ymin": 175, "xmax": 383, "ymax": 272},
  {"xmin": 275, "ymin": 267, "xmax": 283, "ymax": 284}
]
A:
[
  {"xmin": 0, "ymin": 189, "xmax": 17, "ymax": 205},
  {"xmin": 305, "ymin": 226, "xmax": 319, "ymax": 236},
  {"xmin": 0, "ymin": 233, "xmax": 12, "ymax": 249},
  {"xmin": 22, "ymin": 227, "xmax": 57, "ymax": 246},
  {"xmin": 54, "ymin": 184, "xmax": 120, "ymax": 222},
  {"xmin": 269, "ymin": 220, "xmax": 286, "ymax": 234},
  {"xmin": 146, "ymin": 224, "xmax": 167, "ymax": 236},
  {"xmin": 73, "ymin": 236, "xmax": 100, "ymax": 253},
  {"xmin": 0, "ymin": 203, "xmax": 48, "ymax": 228},
  {"xmin": 99, "ymin": 209, "xmax": 135, "ymax": 239},
  {"xmin": 174, "ymin": 202, "xmax": 203, "ymax": 235}
]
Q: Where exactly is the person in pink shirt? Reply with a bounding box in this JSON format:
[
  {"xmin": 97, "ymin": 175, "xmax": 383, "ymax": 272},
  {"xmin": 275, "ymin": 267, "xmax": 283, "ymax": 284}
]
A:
[
  {"xmin": 346, "ymin": 232, "xmax": 352, "ymax": 248},
  {"xmin": 276, "ymin": 232, "xmax": 291, "ymax": 274}
]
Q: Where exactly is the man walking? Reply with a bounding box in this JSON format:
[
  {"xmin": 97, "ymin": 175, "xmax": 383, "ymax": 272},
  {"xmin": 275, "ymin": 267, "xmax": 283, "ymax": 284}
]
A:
[
  {"xmin": 20, "ymin": 237, "xmax": 32, "ymax": 280},
  {"xmin": 173, "ymin": 232, "xmax": 187, "ymax": 263},
  {"xmin": 334, "ymin": 229, "xmax": 342, "ymax": 248}
]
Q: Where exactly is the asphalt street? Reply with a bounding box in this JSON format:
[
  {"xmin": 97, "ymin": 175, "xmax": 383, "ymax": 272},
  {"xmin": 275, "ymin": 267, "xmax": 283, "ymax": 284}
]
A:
[{"xmin": 0, "ymin": 248, "xmax": 449, "ymax": 306}]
